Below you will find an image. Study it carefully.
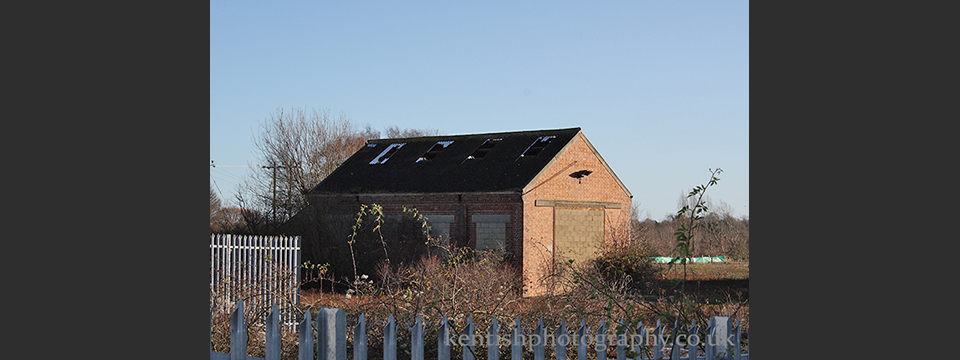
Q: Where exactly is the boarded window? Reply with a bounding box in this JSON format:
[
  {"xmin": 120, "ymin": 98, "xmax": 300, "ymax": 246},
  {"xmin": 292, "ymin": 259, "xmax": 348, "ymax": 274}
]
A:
[
  {"xmin": 423, "ymin": 214, "xmax": 454, "ymax": 247},
  {"xmin": 472, "ymin": 214, "xmax": 509, "ymax": 251},
  {"xmin": 554, "ymin": 208, "xmax": 604, "ymax": 264},
  {"xmin": 476, "ymin": 223, "xmax": 506, "ymax": 251}
]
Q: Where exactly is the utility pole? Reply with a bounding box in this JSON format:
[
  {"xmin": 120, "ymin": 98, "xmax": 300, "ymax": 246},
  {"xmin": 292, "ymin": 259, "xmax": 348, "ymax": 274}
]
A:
[
  {"xmin": 211, "ymin": 160, "xmax": 299, "ymax": 229},
  {"xmin": 267, "ymin": 163, "xmax": 277, "ymax": 225},
  {"xmin": 260, "ymin": 163, "xmax": 299, "ymax": 228}
]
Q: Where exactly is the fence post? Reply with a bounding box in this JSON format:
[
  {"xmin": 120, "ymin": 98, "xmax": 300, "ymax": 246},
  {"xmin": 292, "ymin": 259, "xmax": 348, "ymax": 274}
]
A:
[
  {"xmin": 410, "ymin": 314, "xmax": 424, "ymax": 360},
  {"xmin": 210, "ymin": 307, "xmax": 214, "ymax": 353},
  {"xmin": 704, "ymin": 324, "xmax": 715, "ymax": 360},
  {"xmin": 299, "ymin": 310, "xmax": 314, "ymax": 360},
  {"xmin": 733, "ymin": 320, "xmax": 741, "ymax": 360},
  {"xmin": 318, "ymin": 308, "xmax": 347, "ymax": 360},
  {"xmin": 265, "ymin": 304, "xmax": 280, "ymax": 360},
  {"xmin": 487, "ymin": 317, "xmax": 499, "ymax": 360},
  {"xmin": 438, "ymin": 315, "xmax": 450, "ymax": 360},
  {"xmin": 461, "ymin": 315, "xmax": 476, "ymax": 360},
  {"xmin": 707, "ymin": 316, "xmax": 730, "ymax": 360},
  {"xmin": 510, "ymin": 317, "xmax": 523, "ymax": 360},
  {"xmin": 670, "ymin": 319, "xmax": 681, "ymax": 360},
  {"xmin": 596, "ymin": 319, "xmax": 607, "ymax": 360},
  {"xmin": 688, "ymin": 320, "xmax": 700, "ymax": 360},
  {"xmin": 230, "ymin": 299, "xmax": 247, "ymax": 360},
  {"xmin": 354, "ymin": 314, "xmax": 367, "ymax": 360},
  {"xmin": 384, "ymin": 314, "xmax": 397, "ymax": 360},
  {"xmin": 576, "ymin": 319, "xmax": 588, "ymax": 360},
  {"xmin": 294, "ymin": 236, "xmax": 301, "ymax": 313},
  {"xmin": 555, "ymin": 319, "xmax": 568, "ymax": 360},
  {"xmin": 533, "ymin": 318, "xmax": 545, "ymax": 360},
  {"xmin": 633, "ymin": 321, "xmax": 644, "ymax": 360},
  {"xmin": 253, "ymin": 236, "xmax": 260, "ymax": 315},
  {"xmin": 242, "ymin": 235, "xmax": 249, "ymax": 305},
  {"xmin": 615, "ymin": 319, "xmax": 626, "ymax": 360},
  {"xmin": 652, "ymin": 319, "xmax": 663, "ymax": 360},
  {"xmin": 211, "ymin": 235, "xmax": 216, "ymax": 306}
]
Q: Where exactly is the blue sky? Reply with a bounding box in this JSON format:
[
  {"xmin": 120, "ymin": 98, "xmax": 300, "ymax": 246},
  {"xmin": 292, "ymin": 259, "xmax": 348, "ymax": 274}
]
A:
[{"xmin": 210, "ymin": 1, "xmax": 748, "ymax": 220}]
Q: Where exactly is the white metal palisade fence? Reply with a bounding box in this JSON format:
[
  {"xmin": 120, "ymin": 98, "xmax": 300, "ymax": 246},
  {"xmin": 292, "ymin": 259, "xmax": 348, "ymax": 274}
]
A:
[
  {"xmin": 210, "ymin": 234, "xmax": 302, "ymax": 331},
  {"xmin": 210, "ymin": 300, "xmax": 749, "ymax": 360}
]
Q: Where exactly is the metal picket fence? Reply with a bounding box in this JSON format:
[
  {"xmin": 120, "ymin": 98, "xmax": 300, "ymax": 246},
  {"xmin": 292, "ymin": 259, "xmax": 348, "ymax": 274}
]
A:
[
  {"xmin": 210, "ymin": 300, "xmax": 748, "ymax": 360},
  {"xmin": 210, "ymin": 234, "xmax": 302, "ymax": 330}
]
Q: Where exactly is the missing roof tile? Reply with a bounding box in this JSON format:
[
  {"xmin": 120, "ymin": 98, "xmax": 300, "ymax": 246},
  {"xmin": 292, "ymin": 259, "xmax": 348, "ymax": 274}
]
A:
[
  {"xmin": 520, "ymin": 135, "xmax": 555, "ymax": 157},
  {"xmin": 369, "ymin": 143, "xmax": 405, "ymax": 164},
  {"xmin": 417, "ymin": 141, "xmax": 454, "ymax": 162},
  {"xmin": 466, "ymin": 138, "xmax": 501, "ymax": 160}
]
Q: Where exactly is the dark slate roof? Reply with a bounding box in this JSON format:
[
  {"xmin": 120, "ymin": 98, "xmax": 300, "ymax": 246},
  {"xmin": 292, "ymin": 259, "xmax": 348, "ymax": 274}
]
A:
[{"xmin": 309, "ymin": 127, "xmax": 581, "ymax": 194}]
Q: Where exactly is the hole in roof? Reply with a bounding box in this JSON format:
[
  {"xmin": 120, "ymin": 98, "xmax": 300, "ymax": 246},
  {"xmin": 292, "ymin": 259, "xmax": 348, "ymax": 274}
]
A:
[
  {"xmin": 520, "ymin": 135, "xmax": 556, "ymax": 157},
  {"xmin": 369, "ymin": 143, "xmax": 405, "ymax": 164},
  {"xmin": 466, "ymin": 138, "xmax": 501, "ymax": 160},
  {"xmin": 417, "ymin": 141, "xmax": 454, "ymax": 162}
]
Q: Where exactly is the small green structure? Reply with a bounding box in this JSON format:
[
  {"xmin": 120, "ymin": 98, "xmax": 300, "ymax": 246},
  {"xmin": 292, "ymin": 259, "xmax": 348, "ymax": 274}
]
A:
[{"xmin": 651, "ymin": 256, "xmax": 727, "ymax": 263}]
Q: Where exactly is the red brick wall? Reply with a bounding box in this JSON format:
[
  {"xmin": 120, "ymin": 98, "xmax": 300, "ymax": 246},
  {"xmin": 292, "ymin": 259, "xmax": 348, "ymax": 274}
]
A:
[
  {"xmin": 521, "ymin": 133, "xmax": 632, "ymax": 296},
  {"xmin": 301, "ymin": 132, "xmax": 631, "ymax": 297},
  {"xmin": 306, "ymin": 192, "xmax": 524, "ymax": 265}
]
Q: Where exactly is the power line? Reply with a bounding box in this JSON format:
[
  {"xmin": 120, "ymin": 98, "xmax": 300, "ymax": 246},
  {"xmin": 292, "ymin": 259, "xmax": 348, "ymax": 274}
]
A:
[
  {"xmin": 210, "ymin": 174, "xmax": 225, "ymax": 201},
  {"xmin": 210, "ymin": 160, "xmax": 258, "ymax": 168},
  {"xmin": 212, "ymin": 160, "xmax": 300, "ymax": 225},
  {"xmin": 210, "ymin": 167, "xmax": 245, "ymax": 183},
  {"xmin": 212, "ymin": 160, "xmax": 297, "ymax": 169}
]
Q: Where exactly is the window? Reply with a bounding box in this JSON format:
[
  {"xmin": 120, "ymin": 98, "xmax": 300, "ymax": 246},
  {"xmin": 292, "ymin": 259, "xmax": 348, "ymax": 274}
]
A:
[
  {"xmin": 520, "ymin": 135, "xmax": 555, "ymax": 157},
  {"xmin": 369, "ymin": 143, "xmax": 405, "ymax": 164},
  {"xmin": 467, "ymin": 138, "xmax": 501, "ymax": 160},
  {"xmin": 472, "ymin": 214, "xmax": 510, "ymax": 251},
  {"xmin": 476, "ymin": 223, "xmax": 505, "ymax": 251},
  {"xmin": 423, "ymin": 214, "xmax": 454, "ymax": 247},
  {"xmin": 417, "ymin": 141, "xmax": 454, "ymax": 162}
]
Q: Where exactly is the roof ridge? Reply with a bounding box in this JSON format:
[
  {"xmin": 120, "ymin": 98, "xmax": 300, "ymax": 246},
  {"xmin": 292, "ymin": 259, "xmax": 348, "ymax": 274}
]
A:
[{"xmin": 367, "ymin": 127, "xmax": 581, "ymax": 143}]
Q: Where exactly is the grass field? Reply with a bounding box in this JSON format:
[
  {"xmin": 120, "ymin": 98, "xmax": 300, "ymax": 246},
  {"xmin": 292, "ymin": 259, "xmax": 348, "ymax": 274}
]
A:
[{"xmin": 657, "ymin": 260, "xmax": 749, "ymax": 280}]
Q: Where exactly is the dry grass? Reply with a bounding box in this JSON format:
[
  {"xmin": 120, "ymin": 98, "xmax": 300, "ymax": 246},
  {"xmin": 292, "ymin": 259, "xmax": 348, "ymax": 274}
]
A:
[{"xmin": 658, "ymin": 261, "xmax": 749, "ymax": 281}]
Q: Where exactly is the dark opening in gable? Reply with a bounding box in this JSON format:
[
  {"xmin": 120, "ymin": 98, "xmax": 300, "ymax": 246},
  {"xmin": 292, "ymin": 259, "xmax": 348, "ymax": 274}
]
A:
[
  {"xmin": 520, "ymin": 135, "xmax": 556, "ymax": 157},
  {"xmin": 467, "ymin": 138, "xmax": 501, "ymax": 160}
]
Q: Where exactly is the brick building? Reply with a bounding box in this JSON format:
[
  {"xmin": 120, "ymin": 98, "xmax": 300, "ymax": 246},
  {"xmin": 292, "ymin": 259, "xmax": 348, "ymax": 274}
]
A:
[{"xmin": 287, "ymin": 127, "xmax": 632, "ymax": 296}]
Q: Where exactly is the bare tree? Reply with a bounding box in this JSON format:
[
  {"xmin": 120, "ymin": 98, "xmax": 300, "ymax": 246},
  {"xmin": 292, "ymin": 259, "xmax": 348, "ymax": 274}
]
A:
[
  {"xmin": 383, "ymin": 125, "xmax": 441, "ymax": 139},
  {"xmin": 666, "ymin": 192, "xmax": 751, "ymax": 259},
  {"xmin": 237, "ymin": 106, "xmax": 442, "ymax": 231},
  {"xmin": 211, "ymin": 184, "xmax": 245, "ymax": 233},
  {"xmin": 700, "ymin": 200, "xmax": 749, "ymax": 260},
  {"xmin": 210, "ymin": 184, "xmax": 221, "ymax": 215}
]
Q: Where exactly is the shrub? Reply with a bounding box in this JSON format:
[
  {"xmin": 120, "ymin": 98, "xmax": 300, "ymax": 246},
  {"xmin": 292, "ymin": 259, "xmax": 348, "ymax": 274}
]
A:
[
  {"xmin": 210, "ymin": 260, "xmax": 303, "ymax": 358},
  {"xmin": 592, "ymin": 246, "xmax": 662, "ymax": 296},
  {"xmin": 299, "ymin": 248, "xmax": 524, "ymax": 360}
]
